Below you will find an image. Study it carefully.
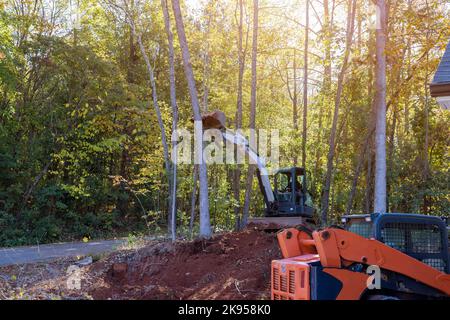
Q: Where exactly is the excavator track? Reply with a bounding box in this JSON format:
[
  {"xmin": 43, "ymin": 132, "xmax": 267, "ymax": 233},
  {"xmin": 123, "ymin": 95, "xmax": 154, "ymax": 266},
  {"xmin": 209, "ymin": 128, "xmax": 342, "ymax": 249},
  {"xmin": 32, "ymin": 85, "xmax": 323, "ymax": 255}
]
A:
[{"xmin": 247, "ymin": 216, "xmax": 315, "ymax": 231}]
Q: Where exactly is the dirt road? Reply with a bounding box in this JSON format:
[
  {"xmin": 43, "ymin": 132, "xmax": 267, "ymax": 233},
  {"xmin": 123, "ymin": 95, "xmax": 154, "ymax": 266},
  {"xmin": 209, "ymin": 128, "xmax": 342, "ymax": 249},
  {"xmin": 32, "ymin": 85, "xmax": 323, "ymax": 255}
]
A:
[{"xmin": 0, "ymin": 239, "xmax": 125, "ymax": 266}]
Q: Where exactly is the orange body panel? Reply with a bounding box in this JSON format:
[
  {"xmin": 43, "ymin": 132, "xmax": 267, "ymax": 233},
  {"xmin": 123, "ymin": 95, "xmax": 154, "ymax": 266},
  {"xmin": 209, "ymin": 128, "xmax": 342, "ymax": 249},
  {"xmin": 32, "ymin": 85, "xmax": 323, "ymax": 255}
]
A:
[
  {"xmin": 312, "ymin": 230, "xmax": 341, "ymax": 268},
  {"xmin": 271, "ymin": 255, "xmax": 320, "ymax": 300},
  {"xmin": 277, "ymin": 229, "xmax": 317, "ymax": 259}
]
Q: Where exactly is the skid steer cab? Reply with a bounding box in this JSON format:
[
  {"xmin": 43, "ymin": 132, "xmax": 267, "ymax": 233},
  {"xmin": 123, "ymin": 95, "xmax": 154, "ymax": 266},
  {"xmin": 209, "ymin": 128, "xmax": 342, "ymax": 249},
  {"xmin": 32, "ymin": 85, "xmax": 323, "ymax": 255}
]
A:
[{"xmin": 271, "ymin": 213, "xmax": 450, "ymax": 300}]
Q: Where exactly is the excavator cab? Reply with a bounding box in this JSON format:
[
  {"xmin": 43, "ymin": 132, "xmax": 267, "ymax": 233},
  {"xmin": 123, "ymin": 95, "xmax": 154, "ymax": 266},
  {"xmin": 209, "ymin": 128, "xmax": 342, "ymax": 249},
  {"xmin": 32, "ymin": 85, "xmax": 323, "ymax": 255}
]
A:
[{"xmin": 272, "ymin": 167, "xmax": 314, "ymax": 217}]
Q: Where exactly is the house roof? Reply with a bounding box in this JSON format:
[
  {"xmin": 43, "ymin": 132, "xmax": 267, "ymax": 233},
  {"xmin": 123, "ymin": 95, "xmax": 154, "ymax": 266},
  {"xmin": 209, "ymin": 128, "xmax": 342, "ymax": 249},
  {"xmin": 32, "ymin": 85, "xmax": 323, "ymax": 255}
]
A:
[{"xmin": 431, "ymin": 41, "xmax": 450, "ymax": 97}]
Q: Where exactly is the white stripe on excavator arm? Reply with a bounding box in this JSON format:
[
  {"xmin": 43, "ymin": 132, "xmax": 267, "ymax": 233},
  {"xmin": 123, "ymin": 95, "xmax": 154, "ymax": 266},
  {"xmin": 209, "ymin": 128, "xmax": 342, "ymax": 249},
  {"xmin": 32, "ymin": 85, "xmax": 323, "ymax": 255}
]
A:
[{"xmin": 222, "ymin": 130, "xmax": 275, "ymax": 203}]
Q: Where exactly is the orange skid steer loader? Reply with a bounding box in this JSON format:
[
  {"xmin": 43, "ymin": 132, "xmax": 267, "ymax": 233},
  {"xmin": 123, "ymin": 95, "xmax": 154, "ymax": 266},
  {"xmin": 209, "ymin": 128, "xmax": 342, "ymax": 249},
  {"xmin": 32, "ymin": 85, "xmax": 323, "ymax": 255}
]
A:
[{"xmin": 272, "ymin": 213, "xmax": 450, "ymax": 300}]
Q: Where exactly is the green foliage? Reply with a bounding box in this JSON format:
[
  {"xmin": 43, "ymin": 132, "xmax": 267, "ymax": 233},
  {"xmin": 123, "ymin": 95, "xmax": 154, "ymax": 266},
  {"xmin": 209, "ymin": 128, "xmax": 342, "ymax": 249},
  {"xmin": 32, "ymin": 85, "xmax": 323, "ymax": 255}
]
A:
[{"xmin": 0, "ymin": 0, "xmax": 448, "ymax": 246}]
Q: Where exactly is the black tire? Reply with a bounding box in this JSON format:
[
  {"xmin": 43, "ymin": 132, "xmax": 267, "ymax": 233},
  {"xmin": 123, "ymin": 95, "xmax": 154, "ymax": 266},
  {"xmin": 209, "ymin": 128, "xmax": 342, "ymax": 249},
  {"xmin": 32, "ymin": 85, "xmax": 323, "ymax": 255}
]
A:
[{"xmin": 367, "ymin": 295, "xmax": 400, "ymax": 300}]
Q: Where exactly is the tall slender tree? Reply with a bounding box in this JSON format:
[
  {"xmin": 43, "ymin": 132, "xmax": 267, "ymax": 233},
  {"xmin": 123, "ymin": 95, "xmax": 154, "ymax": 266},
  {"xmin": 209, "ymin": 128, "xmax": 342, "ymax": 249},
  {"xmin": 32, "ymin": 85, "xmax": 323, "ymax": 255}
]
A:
[
  {"xmin": 293, "ymin": 49, "xmax": 298, "ymax": 131},
  {"xmin": 161, "ymin": 0, "xmax": 178, "ymax": 241},
  {"xmin": 302, "ymin": 0, "xmax": 309, "ymax": 169},
  {"xmin": 171, "ymin": 0, "xmax": 211, "ymax": 238},
  {"xmin": 104, "ymin": 0, "xmax": 173, "ymax": 223},
  {"xmin": 373, "ymin": 0, "xmax": 387, "ymax": 214},
  {"xmin": 241, "ymin": 0, "xmax": 258, "ymax": 228},
  {"xmin": 190, "ymin": 3, "xmax": 213, "ymax": 236},
  {"xmin": 320, "ymin": 0, "xmax": 357, "ymax": 225},
  {"xmin": 233, "ymin": 0, "xmax": 246, "ymax": 229}
]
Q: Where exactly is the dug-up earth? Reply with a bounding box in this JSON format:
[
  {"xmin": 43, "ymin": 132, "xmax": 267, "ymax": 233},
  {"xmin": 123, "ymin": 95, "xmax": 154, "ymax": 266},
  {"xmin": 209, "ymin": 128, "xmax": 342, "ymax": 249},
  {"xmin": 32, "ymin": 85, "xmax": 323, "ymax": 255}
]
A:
[{"xmin": 0, "ymin": 227, "xmax": 281, "ymax": 300}]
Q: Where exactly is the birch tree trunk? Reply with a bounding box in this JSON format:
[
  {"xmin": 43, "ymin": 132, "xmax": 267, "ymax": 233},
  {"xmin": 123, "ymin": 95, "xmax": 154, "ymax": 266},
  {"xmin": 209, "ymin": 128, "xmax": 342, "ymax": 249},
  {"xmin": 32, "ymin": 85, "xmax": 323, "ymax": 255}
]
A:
[
  {"xmin": 320, "ymin": 0, "xmax": 356, "ymax": 225},
  {"xmin": 189, "ymin": 165, "xmax": 198, "ymax": 237},
  {"xmin": 161, "ymin": 0, "xmax": 178, "ymax": 241},
  {"xmin": 365, "ymin": 147, "xmax": 373, "ymax": 213},
  {"xmin": 171, "ymin": 0, "xmax": 211, "ymax": 238},
  {"xmin": 242, "ymin": 0, "xmax": 258, "ymax": 228},
  {"xmin": 189, "ymin": 11, "xmax": 211, "ymax": 235},
  {"xmin": 373, "ymin": 0, "xmax": 387, "ymax": 214}
]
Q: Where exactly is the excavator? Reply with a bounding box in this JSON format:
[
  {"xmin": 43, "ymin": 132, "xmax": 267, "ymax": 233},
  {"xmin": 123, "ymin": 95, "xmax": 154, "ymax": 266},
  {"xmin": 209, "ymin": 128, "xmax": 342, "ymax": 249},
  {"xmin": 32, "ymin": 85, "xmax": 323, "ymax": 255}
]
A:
[
  {"xmin": 200, "ymin": 110, "xmax": 315, "ymax": 227},
  {"xmin": 200, "ymin": 111, "xmax": 449, "ymax": 300}
]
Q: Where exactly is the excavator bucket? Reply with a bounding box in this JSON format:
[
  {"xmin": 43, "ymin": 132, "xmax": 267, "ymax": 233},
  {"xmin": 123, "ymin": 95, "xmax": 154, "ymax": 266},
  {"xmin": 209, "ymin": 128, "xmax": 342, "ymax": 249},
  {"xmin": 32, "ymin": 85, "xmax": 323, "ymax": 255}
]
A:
[{"xmin": 200, "ymin": 110, "xmax": 226, "ymax": 130}]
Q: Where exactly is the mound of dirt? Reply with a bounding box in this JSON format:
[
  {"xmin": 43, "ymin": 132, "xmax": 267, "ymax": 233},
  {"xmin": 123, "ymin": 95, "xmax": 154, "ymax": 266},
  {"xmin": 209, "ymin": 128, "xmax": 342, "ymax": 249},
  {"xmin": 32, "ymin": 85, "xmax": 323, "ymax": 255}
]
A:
[
  {"xmin": 89, "ymin": 228, "xmax": 281, "ymax": 300},
  {"xmin": 0, "ymin": 228, "xmax": 281, "ymax": 300}
]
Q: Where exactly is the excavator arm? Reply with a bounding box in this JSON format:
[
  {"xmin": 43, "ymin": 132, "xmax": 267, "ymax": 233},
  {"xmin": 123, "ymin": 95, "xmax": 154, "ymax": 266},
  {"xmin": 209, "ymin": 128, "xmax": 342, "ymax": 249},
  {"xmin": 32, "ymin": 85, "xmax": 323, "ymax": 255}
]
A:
[
  {"xmin": 200, "ymin": 110, "xmax": 313, "ymax": 225},
  {"xmin": 200, "ymin": 110, "xmax": 276, "ymax": 209},
  {"xmin": 221, "ymin": 129, "xmax": 275, "ymax": 206}
]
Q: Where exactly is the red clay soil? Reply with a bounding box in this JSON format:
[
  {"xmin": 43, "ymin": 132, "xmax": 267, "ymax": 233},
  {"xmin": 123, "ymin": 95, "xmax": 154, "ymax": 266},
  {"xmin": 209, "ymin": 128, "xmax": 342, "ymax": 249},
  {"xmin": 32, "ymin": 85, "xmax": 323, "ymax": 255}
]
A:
[{"xmin": 89, "ymin": 228, "xmax": 281, "ymax": 300}]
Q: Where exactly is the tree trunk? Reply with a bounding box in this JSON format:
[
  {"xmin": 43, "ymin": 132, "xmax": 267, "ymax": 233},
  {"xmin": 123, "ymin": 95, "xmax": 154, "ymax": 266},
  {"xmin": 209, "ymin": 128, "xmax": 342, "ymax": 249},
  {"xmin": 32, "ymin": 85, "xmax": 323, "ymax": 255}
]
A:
[
  {"xmin": 201, "ymin": 10, "xmax": 212, "ymax": 112},
  {"xmin": 323, "ymin": 0, "xmax": 332, "ymax": 92},
  {"xmin": 365, "ymin": 150, "xmax": 373, "ymax": 213},
  {"xmin": 346, "ymin": 62, "xmax": 378, "ymax": 215},
  {"xmin": 422, "ymin": 1, "xmax": 431, "ymax": 214},
  {"xmin": 320, "ymin": 0, "xmax": 356, "ymax": 225},
  {"xmin": 242, "ymin": 0, "xmax": 258, "ymax": 228},
  {"xmin": 233, "ymin": 0, "xmax": 245, "ymax": 230},
  {"xmin": 235, "ymin": 0, "xmax": 245, "ymax": 130},
  {"xmin": 302, "ymin": 0, "xmax": 309, "ymax": 168},
  {"xmin": 118, "ymin": 148, "xmax": 130, "ymax": 215},
  {"xmin": 302, "ymin": 0, "xmax": 309, "ymax": 169},
  {"xmin": 345, "ymin": 137, "xmax": 370, "ymax": 215},
  {"xmin": 161, "ymin": 0, "xmax": 178, "ymax": 241},
  {"xmin": 293, "ymin": 49, "xmax": 298, "ymax": 166},
  {"xmin": 313, "ymin": 0, "xmax": 332, "ymax": 193},
  {"xmin": 357, "ymin": 1, "xmax": 361, "ymax": 49},
  {"xmin": 189, "ymin": 165, "xmax": 198, "ymax": 237},
  {"xmin": 386, "ymin": 105, "xmax": 397, "ymax": 212},
  {"xmin": 373, "ymin": 0, "xmax": 387, "ymax": 214},
  {"xmin": 135, "ymin": 31, "xmax": 171, "ymax": 201},
  {"xmin": 22, "ymin": 159, "xmax": 52, "ymax": 207},
  {"xmin": 172, "ymin": 0, "xmax": 211, "ymax": 238}
]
